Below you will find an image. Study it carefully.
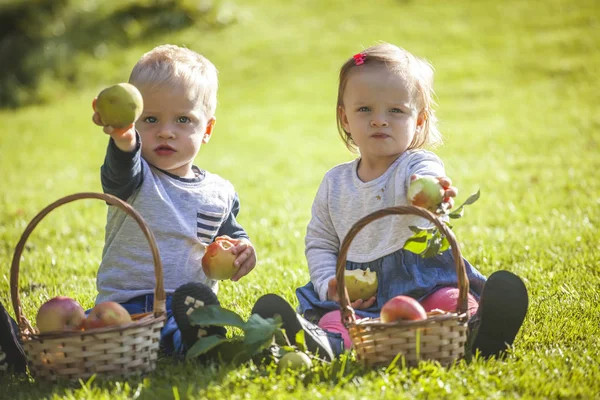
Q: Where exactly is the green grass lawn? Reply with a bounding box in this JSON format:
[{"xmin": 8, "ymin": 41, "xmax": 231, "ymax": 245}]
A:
[{"xmin": 1, "ymin": 0, "xmax": 599, "ymax": 398}]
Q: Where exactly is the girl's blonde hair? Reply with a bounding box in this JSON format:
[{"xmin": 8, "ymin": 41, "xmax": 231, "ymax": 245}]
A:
[
  {"xmin": 129, "ymin": 44, "xmax": 218, "ymax": 118},
  {"xmin": 336, "ymin": 43, "xmax": 442, "ymax": 152}
]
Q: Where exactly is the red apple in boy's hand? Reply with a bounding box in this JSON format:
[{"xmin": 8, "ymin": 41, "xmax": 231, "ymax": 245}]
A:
[
  {"xmin": 380, "ymin": 295, "xmax": 427, "ymax": 323},
  {"xmin": 407, "ymin": 176, "xmax": 445, "ymax": 212},
  {"xmin": 36, "ymin": 296, "xmax": 86, "ymax": 333},
  {"xmin": 83, "ymin": 301, "xmax": 132, "ymax": 330},
  {"xmin": 202, "ymin": 236, "xmax": 241, "ymax": 280}
]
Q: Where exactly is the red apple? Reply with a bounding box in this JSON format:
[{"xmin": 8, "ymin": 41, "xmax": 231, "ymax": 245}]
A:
[
  {"xmin": 380, "ymin": 295, "xmax": 427, "ymax": 323},
  {"xmin": 36, "ymin": 296, "xmax": 86, "ymax": 333},
  {"xmin": 202, "ymin": 236, "xmax": 241, "ymax": 280},
  {"xmin": 407, "ymin": 176, "xmax": 445, "ymax": 212},
  {"xmin": 83, "ymin": 301, "xmax": 132, "ymax": 330}
]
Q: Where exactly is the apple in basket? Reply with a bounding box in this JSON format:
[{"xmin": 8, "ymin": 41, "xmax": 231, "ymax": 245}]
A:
[
  {"xmin": 407, "ymin": 176, "xmax": 445, "ymax": 212},
  {"xmin": 345, "ymin": 268, "xmax": 378, "ymax": 302},
  {"xmin": 380, "ymin": 295, "xmax": 427, "ymax": 323},
  {"xmin": 36, "ymin": 296, "xmax": 86, "ymax": 333},
  {"xmin": 83, "ymin": 301, "xmax": 132, "ymax": 330},
  {"xmin": 202, "ymin": 236, "xmax": 241, "ymax": 280}
]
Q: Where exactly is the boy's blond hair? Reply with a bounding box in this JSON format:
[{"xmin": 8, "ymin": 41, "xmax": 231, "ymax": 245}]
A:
[
  {"xmin": 336, "ymin": 42, "xmax": 442, "ymax": 152},
  {"xmin": 129, "ymin": 44, "xmax": 218, "ymax": 118}
]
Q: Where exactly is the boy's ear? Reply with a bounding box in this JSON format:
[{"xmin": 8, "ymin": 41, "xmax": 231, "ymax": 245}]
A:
[
  {"xmin": 202, "ymin": 117, "xmax": 216, "ymax": 143},
  {"xmin": 339, "ymin": 106, "xmax": 350, "ymax": 132}
]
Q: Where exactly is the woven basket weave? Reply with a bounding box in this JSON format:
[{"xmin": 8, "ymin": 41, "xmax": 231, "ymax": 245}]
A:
[
  {"xmin": 336, "ymin": 205, "xmax": 470, "ymax": 367},
  {"xmin": 10, "ymin": 192, "xmax": 167, "ymax": 381}
]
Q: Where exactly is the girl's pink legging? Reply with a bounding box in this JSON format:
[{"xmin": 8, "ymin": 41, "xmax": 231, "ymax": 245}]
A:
[{"xmin": 318, "ymin": 286, "xmax": 480, "ymax": 350}]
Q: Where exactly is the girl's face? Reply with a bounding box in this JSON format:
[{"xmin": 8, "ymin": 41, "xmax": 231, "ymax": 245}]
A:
[
  {"xmin": 339, "ymin": 64, "xmax": 423, "ymax": 167},
  {"xmin": 136, "ymin": 82, "xmax": 215, "ymax": 178}
]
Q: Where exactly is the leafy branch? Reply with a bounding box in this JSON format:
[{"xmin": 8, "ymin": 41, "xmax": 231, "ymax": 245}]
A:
[
  {"xmin": 186, "ymin": 305, "xmax": 304, "ymax": 365},
  {"xmin": 403, "ymin": 190, "xmax": 480, "ymax": 257}
]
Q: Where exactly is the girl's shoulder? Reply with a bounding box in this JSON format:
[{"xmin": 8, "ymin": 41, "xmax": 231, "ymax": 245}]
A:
[{"xmin": 322, "ymin": 158, "xmax": 359, "ymax": 180}]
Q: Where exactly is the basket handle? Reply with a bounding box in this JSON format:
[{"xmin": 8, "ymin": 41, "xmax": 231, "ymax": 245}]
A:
[
  {"xmin": 336, "ymin": 205, "xmax": 469, "ymax": 327},
  {"xmin": 10, "ymin": 192, "xmax": 166, "ymax": 334}
]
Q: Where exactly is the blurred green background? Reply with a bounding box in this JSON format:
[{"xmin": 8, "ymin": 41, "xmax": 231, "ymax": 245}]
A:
[{"xmin": 1, "ymin": 0, "xmax": 599, "ymax": 398}]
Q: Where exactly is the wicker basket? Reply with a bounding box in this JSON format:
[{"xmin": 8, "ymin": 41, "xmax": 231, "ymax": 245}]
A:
[
  {"xmin": 336, "ymin": 206, "xmax": 470, "ymax": 367},
  {"xmin": 10, "ymin": 192, "xmax": 167, "ymax": 381}
]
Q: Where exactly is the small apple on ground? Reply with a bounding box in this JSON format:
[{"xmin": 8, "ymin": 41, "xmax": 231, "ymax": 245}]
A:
[
  {"xmin": 36, "ymin": 296, "xmax": 86, "ymax": 333},
  {"xmin": 380, "ymin": 295, "xmax": 427, "ymax": 323},
  {"xmin": 202, "ymin": 236, "xmax": 241, "ymax": 280},
  {"xmin": 345, "ymin": 268, "xmax": 378, "ymax": 301},
  {"xmin": 95, "ymin": 83, "xmax": 144, "ymax": 128},
  {"xmin": 83, "ymin": 301, "xmax": 132, "ymax": 330},
  {"xmin": 407, "ymin": 176, "xmax": 445, "ymax": 212},
  {"xmin": 277, "ymin": 351, "xmax": 312, "ymax": 374}
]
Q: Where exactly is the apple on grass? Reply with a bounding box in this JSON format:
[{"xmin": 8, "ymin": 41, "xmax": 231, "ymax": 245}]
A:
[
  {"xmin": 83, "ymin": 301, "xmax": 132, "ymax": 330},
  {"xmin": 202, "ymin": 236, "xmax": 242, "ymax": 280},
  {"xmin": 277, "ymin": 351, "xmax": 312, "ymax": 374},
  {"xmin": 407, "ymin": 176, "xmax": 445, "ymax": 213},
  {"xmin": 380, "ymin": 295, "xmax": 427, "ymax": 323},
  {"xmin": 344, "ymin": 268, "xmax": 378, "ymax": 302},
  {"xmin": 36, "ymin": 296, "xmax": 86, "ymax": 333}
]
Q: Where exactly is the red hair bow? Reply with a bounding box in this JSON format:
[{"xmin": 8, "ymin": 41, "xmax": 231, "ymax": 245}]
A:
[{"xmin": 353, "ymin": 53, "xmax": 366, "ymax": 66}]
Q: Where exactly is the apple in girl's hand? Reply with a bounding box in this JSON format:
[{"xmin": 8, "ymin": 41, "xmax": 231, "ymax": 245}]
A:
[
  {"xmin": 407, "ymin": 176, "xmax": 445, "ymax": 212},
  {"xmin": 344, "ymin": 268, "xmax": 378, "ymax": 301},
  {"xmin": 380, "ymin": 295, "xmax": 427, "ymax": 323},
  {"xmin": 36, "ymin": 296, "xmax": 86, "ymax": 333},
  {"xmin": 95, "ymin": 83, "xmax": 143, "ymax": 128},
  {"xmin": 83, "ymin": 301, "xmax": 132, "ymax": 330},
  {"xmin": 202, "ymin": 236, "xmax": 242, "ymax": 280}
]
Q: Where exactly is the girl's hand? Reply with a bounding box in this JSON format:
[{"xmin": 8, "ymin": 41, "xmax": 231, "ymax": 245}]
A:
[
  {"xmin": 92, "ymin": 98, "xmax": 136, "ymax": 152},
  {"xmin": 326, "ymin": 278, "xmax": 376, "ymax": 310},
  {"xmin": 411, "ymin": 174, "xmax": 458, "ymax": 213},
  {"xmin": 437, "ymin": 176, "xmax": 458, "ymax": 212},
  {"xmin": 230, "ymin": 238, "xmax": 257, "ymax": 282}
]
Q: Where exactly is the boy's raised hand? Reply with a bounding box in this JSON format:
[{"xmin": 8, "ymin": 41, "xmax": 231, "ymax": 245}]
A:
[
  {"xmin": 327, "ymin": 278, "xmax": 376, "ymax": 310},
  {"xmin": 92, "ymin": 98, "xmax": 136, "ymax": 152},
  {"xmin": 230, "ymin": 238, "xmax": 257, "ymax": 282}
]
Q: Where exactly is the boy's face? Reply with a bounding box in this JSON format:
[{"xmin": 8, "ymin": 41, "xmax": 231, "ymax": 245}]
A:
[{"xmin": 135, "ymin": 82, "xmax": 214, "ymax": 178}]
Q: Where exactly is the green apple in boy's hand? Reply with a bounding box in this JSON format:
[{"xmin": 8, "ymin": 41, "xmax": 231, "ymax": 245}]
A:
[
  {"xmin": 344, "ymin": 268, "xmax": 378, "ymax": 302},
  {"xmin": 95, "ymin": 83, "xmax": 144, "ymax": 128},
  {"xmin": 407, "ymin": 175, "xmax": 445, "ymax": 213},
  {"xmin": 202, "ymin": 236, "xmax": 242, "ymax": 280}
]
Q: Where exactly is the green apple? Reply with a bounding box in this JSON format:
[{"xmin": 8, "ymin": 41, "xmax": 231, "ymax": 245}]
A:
[
  {"xmin": 344, "ymin": 268, "xmax": 378, "ymax": 301},
  {"xmin": 277, "ymin": 351, "xmax": 312, "ymax": 373},
  {"xmin": 407, "ymin": 176, "xmax": 445, "ymax": 212},
  {"xmin": 95, "ymin": 83, "xmax": 143, "ymax": 128}
]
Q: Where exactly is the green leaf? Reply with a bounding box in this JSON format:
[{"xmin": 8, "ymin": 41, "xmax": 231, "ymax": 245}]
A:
[
  {"xmin": 243, "ymin": 314, "xmax": 282, "ymax": 349},
  {"xmin": 422, "ymin": 231, "xmax": 442, "ymax": 258},
  {"xmin": 462, "ymin": 189, "xmax": 481, "ymax": 206},
  {"xmin": 186, "ymin": 335, "xmax": 229, "ymax": 359},
  {"xmin": 403, "ymin": 229, "xmax": 430, "ymax": 254},
  {"xmin": 295, "ymin": 330, "xmax": 307, "ymax": 353},
  {"xmin": 448, "ymin": 190, "xmax": 480, "ymax": 219},
  {"xmin": 188, "ymin": 305, "xmax": 247, "ymax": 329}
]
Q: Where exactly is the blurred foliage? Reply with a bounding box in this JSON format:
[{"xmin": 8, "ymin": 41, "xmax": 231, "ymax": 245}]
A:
[{"xmin": 0, "ymin": 0, "xmax": 237, "ymax": 108}]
